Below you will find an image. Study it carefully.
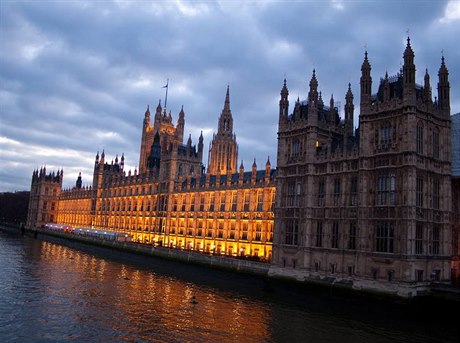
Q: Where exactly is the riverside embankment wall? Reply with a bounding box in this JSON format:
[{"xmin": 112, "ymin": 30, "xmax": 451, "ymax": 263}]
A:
[
  {"xmin": 2, "ymin": 224, "xmax": 459, "ymax": 301},
  {"xmin": 1, "ymin": 224, "xmax": 270, "ymax": 276}
]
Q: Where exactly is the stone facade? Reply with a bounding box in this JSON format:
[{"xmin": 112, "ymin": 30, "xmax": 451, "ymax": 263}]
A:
[
  {"xmin": 271, "ymin": 38, "xmax": 453, "ymax": 297},
  {"xmin": 452, "ymin": 177, "xmax": 460, "ymax": 284},
  {"xmin": 27, "ymin": 87, "xmax": 275, "ymax": 261},
  {"xmin": 207, "ymin": 86, "xmax": 238, "ymax": 175},
  {"xmin": 26, "ymin": 39, "xmax": 457, "ymax": 296},
  {"xmin": 26, "ymin": 168, "xmax": 63, "ymax": 228},
  {"xmin": 452, "ymin": 113, "xmax": 460, "ymax": 176}
]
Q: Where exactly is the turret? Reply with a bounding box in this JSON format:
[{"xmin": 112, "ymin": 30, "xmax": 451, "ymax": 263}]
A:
[
  {"xmin": 198, "ymin": 131, "xmax": 204, "ymax": 160},
  {"xmin": 403, "ymin": 37, "xmax": 416, "ymax": 104},
  {"xmin": 147, "ymin": 132, "xmax": 161, "ymax": 175},
  {"xmin": 176, "ymin": 105, "xmax": 185, "ymax": 142},
  {"xmin": 279, "ymin": 78, "xmax": 289, "ymax": 124},
  {"xmin": 218, "ymin": 85, "xmax": 234, "ymax": 135},
  {"xmin": 437, "ymin": 55, "xmax": 450, "ymax": 116},
  {"xmin": 344, "ymin": 83, "xmax": 354, "ymax": 138},
  {"xmin": 424, "ymin": 69, "xmax": 432, "ymax": 103},
  {"xmin": 329, "ymin": 94, "xmax": 334, "ymax": 124},
  {"xmin": 252, "ymin": 158, "xmax": 257, "ymax": 183},
  {"xmin": 360, "ymin": 51, "xmax": 372, "ymax": 108},
  {"xmin": 154, "ymin": 99, "xmax": 162, "ymax": 125},
  {"xmin": 92, "ymin": 150, "xmax": 104, "ymax": 191},
  {"xmin": 76, "ymin": 172, "xmax": 82, "ymax": 189},
  {"xmin": 318, "ymin": 92, "xmax": 324, "ymax": 109},
  {"xmin": 238, "ymin": 160, "xmax": 244, "ymax": 184},
  {"xmin": 307, "ymin": 70, "xmax": 319, "ymax": 126},
  {"xmin": 208, "ymin": 85, "xmax": 238, "ymax": 174},
  {"xmin": 383, "ymin": 72, "xmax": 390, "ymax": 102},
  {"xmin": 143, "ymin": 105, "xmax": 151, "ymax": 128},
  {"xmin": 265, "ymin": 156, "xmax": 271, "ymax": 183},
  {"xmin": 308, "ymin": 70, "xmax": 319, "ymax": 105}
]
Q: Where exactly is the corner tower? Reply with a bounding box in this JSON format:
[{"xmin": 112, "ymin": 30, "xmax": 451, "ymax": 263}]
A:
[{"xmin": 208, "ymin": 85, "xmax": 238, "ymax": 174}]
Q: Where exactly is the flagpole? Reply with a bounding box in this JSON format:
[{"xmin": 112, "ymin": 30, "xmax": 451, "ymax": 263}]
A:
[{"xmin": 164, "ymin": 79, "xmax": 169, "ymax": 110}]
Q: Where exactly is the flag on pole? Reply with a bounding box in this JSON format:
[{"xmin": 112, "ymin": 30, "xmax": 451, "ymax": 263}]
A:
[{"xmin": 163, "ymin": 79, "xmax": 169, "ymax": 109}]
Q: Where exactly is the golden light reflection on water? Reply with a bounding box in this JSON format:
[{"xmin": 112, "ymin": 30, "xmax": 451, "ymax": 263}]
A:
[
  {"xmin": 36, "ymin": 240, "xmax": 271, "ymax": 342},
  {"xmin": 2, "ymin": 234, "xmax": 457, "ymax": 343}
]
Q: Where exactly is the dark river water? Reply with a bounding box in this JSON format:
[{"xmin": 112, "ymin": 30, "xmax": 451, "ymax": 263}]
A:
[{"xmin": 0, "ymin": 231, "xmax": 458, "ymax": 343}]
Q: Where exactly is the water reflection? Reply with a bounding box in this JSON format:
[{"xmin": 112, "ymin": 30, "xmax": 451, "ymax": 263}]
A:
[{"xmin": 0, "ymin": 232, "xmax": 458, "ymax": 343}]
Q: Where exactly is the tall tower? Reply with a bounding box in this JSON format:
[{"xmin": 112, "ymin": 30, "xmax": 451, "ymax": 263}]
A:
[
  {"xmin": 438, "ymin": 55, "xmax": 450, "ymax": 117},
  {"xmin": 139, "ymin": 104, "xmax": 154, "ymax": 174},
  {"xmin": 208, "ymin": 85, "xmax": 238, "ymax": 174},
  {"xmin": 26, "ymin": 167, "xmax": 63, "ymax": 228}
]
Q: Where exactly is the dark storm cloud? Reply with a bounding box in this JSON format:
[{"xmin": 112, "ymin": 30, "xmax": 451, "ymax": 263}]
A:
[{"xmin": 1, "ymin": 0, "xmax": 459, "ymax": 191}]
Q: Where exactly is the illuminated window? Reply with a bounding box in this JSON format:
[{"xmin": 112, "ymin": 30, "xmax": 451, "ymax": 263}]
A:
[
  {"xmin": 173, "ymin": 196, "xmax": 178, "ymax": 211},
  {"xmin": 190, "ymin": 195, "xmax": 195, "ymax": 212},
  {"xmin": 209, "ymin": 193, "xmax": 215, "ymax": 211},
  {"xmin": 200, "ymin": 195, "xmax": 205, "ymax": 211},
  {"xmin": 231, "ymin": 192, "xmax": 237, "ymax": 212},
  {"xmin": 244, "ymin": 192, "xmax": 250, "ymax": 211},
  {"xmin": 219, "ymin": 192, "xmax": 225, "ymax": 211},
  {"xmin": 257, "ymin": 191, "xmax": 263, "ymax": 211}
]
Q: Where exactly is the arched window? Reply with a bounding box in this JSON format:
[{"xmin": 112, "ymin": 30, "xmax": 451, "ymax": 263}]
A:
[
  {"xmin": 416, "ymin": 123, "xmax": 424, "ymax": 154},
  {"xmin": 432, "ymin": 128, "xmax": 439, "ymax": 159},
  {"xmin": 291, "ymin": 138, "xmax": 300, "ymax": 157},
  {"xmin": 380, "ymin": 122, "xmax": 392, "ymax": 145}
]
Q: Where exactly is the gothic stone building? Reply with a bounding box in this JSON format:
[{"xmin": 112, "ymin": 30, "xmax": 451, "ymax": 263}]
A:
[
  {"xmin": 271, "ymin": 38, "xmax": 452, "ymax": 296},
  {"xmin": 27, "ymin": 87, "xmax": 276, "ymax": 261}
]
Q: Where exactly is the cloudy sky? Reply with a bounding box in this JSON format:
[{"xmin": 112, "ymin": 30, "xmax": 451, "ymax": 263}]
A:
[{"xmin": 1, "ymin": 0, "xmax": 459, "ymax": 192}]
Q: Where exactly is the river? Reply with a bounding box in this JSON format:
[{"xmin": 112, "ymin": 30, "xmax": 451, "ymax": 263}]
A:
[{"xmin": 0, "ymin": 231, "xmax": 458, "ymax": 342}]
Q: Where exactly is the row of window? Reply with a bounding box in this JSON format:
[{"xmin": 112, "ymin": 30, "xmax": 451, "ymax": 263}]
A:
[
  {"xmin": 286, "ymin": 174, "xmax": 441, "ymax": 208},
  {"xmin": 96, "ymin": 190, "xmax": 275, "ymax": 213},
  {"xmin": 284, "ymin": 221, "xmax": 441, "ymax": 255},
  {"xmin": 284, "ymin": 220, "xmax": 357, "ymax": 250}
]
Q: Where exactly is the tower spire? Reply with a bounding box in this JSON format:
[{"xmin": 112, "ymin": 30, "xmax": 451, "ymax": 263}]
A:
[
  {"xmin": 224, "ymin": 84, "xmax": 230, "ymax": 111},
  {"xmin": 208, "ymin": 85, "xmax": 238, "ymax": 174},
  {"xmin": 437, "ymin": 54, "xmax": 450, "ymax": 116},
  {"xmin": 360, "ymin": 50, "xmax": 372, "ymax": 108},
  {"xmin": 279, "ymin": 78, "xmax": 289, "ymax": 123}
]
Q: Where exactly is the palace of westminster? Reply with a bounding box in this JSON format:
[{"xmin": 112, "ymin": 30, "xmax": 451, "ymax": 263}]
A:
[{"xmin": 27, "ymin": 38, "xmax": 459, "ymax": 296}]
